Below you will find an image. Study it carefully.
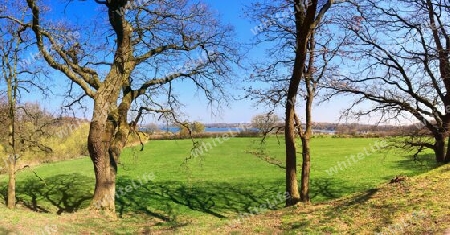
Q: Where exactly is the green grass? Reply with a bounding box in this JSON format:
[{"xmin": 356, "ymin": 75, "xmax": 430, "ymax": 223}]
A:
[
  {"xmin": 0, "ymin": 136, "xmax": 439, "ymax": 233},
  {"xmin": 231, "ymin": 164, "xmax": 450, "ymax": 234}
]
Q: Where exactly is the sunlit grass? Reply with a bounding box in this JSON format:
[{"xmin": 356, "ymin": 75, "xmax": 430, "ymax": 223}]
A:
[{"xmin": 0, "ymin": 136, "xmax": 439, "ymax": 233}]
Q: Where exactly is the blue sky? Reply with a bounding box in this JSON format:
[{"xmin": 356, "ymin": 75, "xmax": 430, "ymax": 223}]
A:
[{"xmin": 28, "ymin": 0, "xmax": 345, "ymax": 124}]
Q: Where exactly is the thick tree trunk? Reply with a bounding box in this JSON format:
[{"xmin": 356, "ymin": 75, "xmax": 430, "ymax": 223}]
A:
[
  {"xmin": 88, "ymin": 99, "xmax": 131, "ymax": 212},
  {"xmin": 88, "ymin": 118, "xmax": 117, "ymax": 212},
  {"xmin": 300, "ymin": 136, "xmax": 310, "ymax": 202},
  {"xmin": 285, "ymin": 102, "xmax": 300, "ymax": 206},
  {"xmin": 26, "ymin": 0, "xmax": 135, "ymax": 213},
  {"xmin": 88, "ymin": 1, "xmax": 134, "ymax": 213},
  {"xmin": 7, "ymin": 156, "xmax": 16, "ymax": 209},
  {"xmin": 434, "ymin": 135, "xmax": 447, "ymax": 163},
  {"xmin": 427, "ymin": 0, "xmax": 450, "ymax": 163}
]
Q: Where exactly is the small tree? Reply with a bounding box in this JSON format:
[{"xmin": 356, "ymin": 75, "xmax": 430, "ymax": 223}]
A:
[
  {"xmin": 192, "ymin": 121, "xmax": 205, "ymax": 133},
  {"xmin": 0, "ymin": 7, "xmax": 50, "ymax": 208},
  {"xmin": 178, "ymin": 122, "xmax": 191, "ymax": 138},
  {"xmin": 178, "ymin": 121, "xmax": 205, "ymax": 137},
  {"xmin": 144, "ymin": 123, "xmax": 160, "ymax": 135},
  {"xmin": 251, "ymin": 114, "xmax": 281, "ymax": 134}
]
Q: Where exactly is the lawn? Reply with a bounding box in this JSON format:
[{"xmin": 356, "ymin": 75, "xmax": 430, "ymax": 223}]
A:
[{"xmin": 0, "ymin": 136, "xmax": 438, "ymax": 233}]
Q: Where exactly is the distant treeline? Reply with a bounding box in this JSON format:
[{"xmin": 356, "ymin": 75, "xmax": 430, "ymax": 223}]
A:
[{"xmin": 142, "ymin": 121, "xmax": 424, "ymax": 140}]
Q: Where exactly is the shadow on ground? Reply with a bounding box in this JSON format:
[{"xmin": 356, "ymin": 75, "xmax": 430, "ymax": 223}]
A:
[
  {"xmin": 0, "ymin": 227, "xmax": 14, "ymax": 234},
  {"xmin": 0, "ymin": 173, "xmax": 379, "ymax": 221},
  {"xmin": 0, "ymin": 173, "xmax": 93, "ymax": 214},
  {"xmin": 115, "ymin": 176, "xmax": 363, "ymax": 221},
  {"xmin": 387, "ymin": 153, "xmax": 437, "ymax": 175},
  {"xmin": 0, "ymin": 159, "xmax": 434, "ymax": 225},
  {"xmin": 115, "ymin": 177, "xmax": 286, "ymax": 220}
]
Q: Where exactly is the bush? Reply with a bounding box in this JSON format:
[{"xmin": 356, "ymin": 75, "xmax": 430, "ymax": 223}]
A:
[{"xmin": 177, "ymin": 121, "xmax": 205, "ymax": 138}]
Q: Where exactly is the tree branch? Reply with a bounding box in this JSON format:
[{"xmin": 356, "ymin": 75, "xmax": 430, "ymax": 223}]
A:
[{"xmin": 26, "ymin": 0, "xmax": 99, "ymax": 97}]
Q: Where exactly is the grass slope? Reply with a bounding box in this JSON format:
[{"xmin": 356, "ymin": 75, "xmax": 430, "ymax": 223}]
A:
[
  {"xmin": 219, "ymin": 164, "xmax": 450, "ymax": 234},
  {"xmin": 0, "ymin": 137, "xmax": 441, "ymax": 234}
]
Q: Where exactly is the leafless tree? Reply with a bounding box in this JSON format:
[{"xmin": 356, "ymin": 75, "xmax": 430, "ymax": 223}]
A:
[
  {"xmin": 246, "ymin": 0, "xmax": 337, "ymax": 205},
  {"xmin": 3, "ymin": 0, "xmax": 238, "ymax": 213},
  {"xmin": 251, "ymin": 113, "xmax": 281, "ymax": 135},
  {"xmin": 325, "ymin": 0, "xmax": 450, "ymax": 163},
  {"xmin": 0, "ymin": 1, "xmax": 50, "ymax": 209}
]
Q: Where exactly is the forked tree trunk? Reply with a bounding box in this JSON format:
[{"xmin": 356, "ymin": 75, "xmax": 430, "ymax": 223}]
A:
[
  {"xmin": 88, "ymin": 98, "xmax": 132, "ymax": 212},
  {"xmin": 284, "ymin": 0, "xmax": 318, "ymax": 207},
  {"xmin": 26, "ymin": 0, "xmax": 135, "ymax": 212}
]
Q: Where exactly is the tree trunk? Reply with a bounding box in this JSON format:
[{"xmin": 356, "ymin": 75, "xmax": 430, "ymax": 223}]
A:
[
  {"xmin": 7, "ymin": 155, "xmax": 16, "ymax": 209},
  {"xmin": 284, "ymin": 0, "xmax": 318, "ymax": 206},
  {"xmin": 300, "ymin": 136, "xmax": 310, "ymax": 202},
  {"xmin": 88, "ymin": 1, "xmax": 134, "ymax": 213},
  {"xmin": 7, "ymin": 64, "xmax": 17, "ymax": 209},
  {"xmin": 434, "ymin": 135, "xmax": 447, "ymax": 163},
  {"xmin": 88, "ymin": 117, "xmax": 117, "ymax": 212},
  {"xmin": 445, "ymin": 136, "xmax": 450, "ymax": 164},
  {"xmin": 87, "ymin": 77, "xmax": 122, "ymax": 212},
  {"xmin": 285, "ymin": 102, "xmax": 300, "ymax": 206},
  {"xmin": 88, "ymin": 97, "xmax": 132, "ymax": 213},
  {"xmin": 299, "ymin": 27, "xmax": 316, "ymax": 203}
]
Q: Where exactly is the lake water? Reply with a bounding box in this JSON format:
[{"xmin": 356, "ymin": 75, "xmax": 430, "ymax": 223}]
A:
[{"xmin": 159, "ymin": 126, "xmax": 255, "ymax": 133}]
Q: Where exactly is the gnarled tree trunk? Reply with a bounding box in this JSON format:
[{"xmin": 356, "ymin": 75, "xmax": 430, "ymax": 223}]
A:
[
  {"xmin": 89, "ymin": 1, "xmax": 135, "ymax": 212},
  {"xmin": 88, "ymin": 115, "xmax": 118, "ymax": 211}
]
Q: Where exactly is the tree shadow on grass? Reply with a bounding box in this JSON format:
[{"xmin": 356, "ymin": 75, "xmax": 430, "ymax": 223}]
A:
[
  {"xmin": 383, "ymin": 153, "xmax": 438, "ymax": 180},
  {"xmin": 0, "ymin": 172, "xmax": 387, "ymax": 228},
  {"xmin": 310, "ymin": 177, "xmax": 372, "ymax": 202},
  {"xmin": 0, "ymin": 173, "xmax": 94, "ymax": 214},
  {"xmin": 2, "ymin": 173, "xmax": 290, "ymax": 221},
  {"xmin": 287, "ymin": 179, "xmax": 380, "ymax": 232},
  {"xmin": 115, "ymin": 177, "xmax": 289, "ymax": 221},
  {"xmin": 0, "ymin": 227, "xmax": 13, "ymax": 234},
  {"xmin": 115, "ymin": 176, "xmax": 373, "ymax": 223}
]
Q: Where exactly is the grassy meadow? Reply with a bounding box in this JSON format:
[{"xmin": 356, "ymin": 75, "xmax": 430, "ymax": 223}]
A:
[{"xmin": 0, "ymin": 136, "xmax": 439, "ymax": 234}]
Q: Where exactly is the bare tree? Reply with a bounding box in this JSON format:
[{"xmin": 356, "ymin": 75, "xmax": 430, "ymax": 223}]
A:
[
  {"xmin": 0, "ymin": 2, "xmax": 51, "ymax": 208},
  {"xmin": 251, "ymin": 113, "xmax": 281, "ymax": 135},
  {"xmin": 0, "ymin": 23, "xmax": 20, "ymax": 209},
  {"xmin": 326, "ymin": 0, "xmax": 450, "ymax": 163},
  {"xmin": 6, "ymin": 0, "xmax": 238, "ymax": 213},
  {"xmin": 246, "ymin": 0, "xmax": 336, "ymax": 205}
]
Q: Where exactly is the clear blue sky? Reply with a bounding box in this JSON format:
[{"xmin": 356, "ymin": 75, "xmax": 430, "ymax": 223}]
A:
[{"xmin": 28, "ymin": 0, "xmax": 345, "ymax": 124}]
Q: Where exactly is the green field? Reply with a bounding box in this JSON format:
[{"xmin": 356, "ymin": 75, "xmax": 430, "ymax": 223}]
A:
[{"xmin": 0, "ymin": 137, "xmax": 438, "ymax": 233}]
